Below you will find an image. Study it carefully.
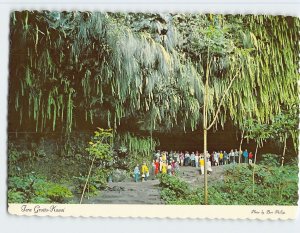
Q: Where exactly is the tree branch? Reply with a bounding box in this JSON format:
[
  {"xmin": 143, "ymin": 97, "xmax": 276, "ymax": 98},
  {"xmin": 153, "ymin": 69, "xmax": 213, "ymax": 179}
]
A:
[
  {"xmin": 207, "ymin": 72, "xmax": 239, "ymax": 130},
  {"xmin": 80, "ymin": 154, "xmax": 96, "ymax": 204}
]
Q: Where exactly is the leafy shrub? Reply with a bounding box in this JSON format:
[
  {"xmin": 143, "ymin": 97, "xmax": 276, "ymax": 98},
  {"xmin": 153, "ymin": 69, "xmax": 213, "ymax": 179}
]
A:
[
  {"xmin": 7, "ymin": 190, "xmax": 25, "ymax": 203},
  {"xmin": 159, "ymin": 158, "xmax": 298, "ymax": 205},
  {"xmin": 159, "ymin": 174, "xmax": 190, "ymax": 195},
  {"xmin": 8, "ymin": 143, "xmax": 28, "ymax": 176},
  {"xmin": 86, "ymin": 128, "xmax": 113, "ymax": 163},
  {"xmin": 8, "ymin": 173, "xmax": 73, "ymax": 203},
  {"xmin": 8, "ymin": 174, "xmax": 36, "ymax": 202},
  {"xmin": 34, "ymin": 181, "xmax": 73, "ymax": 203},
  {"xmin": 76, "ymin": 128, "xmax": 113, "ymax": 199},
  {"xmin": 208, "ymin": 160, "xmax": 298, "ymax": 205},
  {"xmin": 159, "ymin": 174, "xmax": 202, "ymax": 204},
  {"xmin": 260, "ymin": 153, "xmax": 280, "ymax": 166},
  {"xmin": 30, "ymin": 196, "xmax": 51, "ymax": 204},
  {"xmin": 8, "ymin": 142, "xmax": 48, "ymax": 177},
  {"xmin": 8, "ymin": 143, "xmax": 21, "ymax": 166},
  {"xmin": 74, "ymin": 169, "xmax": 108, "ymax": 197}
]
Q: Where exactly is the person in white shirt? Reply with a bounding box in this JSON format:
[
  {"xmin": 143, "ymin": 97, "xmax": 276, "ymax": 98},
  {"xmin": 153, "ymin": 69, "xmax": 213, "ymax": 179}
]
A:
[
  {"xmin": 207, "ymin": 158, "xmax": 213, "ymax": 175},
  {"xmin": 167, "ymin": 163, "xmax": 172, "ymax": 175},
  {"xmin": 214, "ymin": 152, "xmax": 219, "ymax": 166},
  {"xmin": 185, "ymin": 151, "xmax": 190, "ymax": 166},
  {"xmin": 229, "ymin": 149, "xmax": 234, "ymax": 164},
  {"xmin": 234, "ymin": 149, "xmax": 239, "ymax": 164},
  {"xmin": 190, "ymin": 152, "xmax": 195, "ymax": 167},
  {"xmin": 155, "ymin": 150, "xmax": 160, "ymax": 160},
  {"xmin": 195, "ymin": 152, "xmax": 199, "ymax": 168}
]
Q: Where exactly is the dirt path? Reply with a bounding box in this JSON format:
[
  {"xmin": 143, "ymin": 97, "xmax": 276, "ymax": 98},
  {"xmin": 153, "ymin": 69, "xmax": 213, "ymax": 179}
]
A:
[
  {"xmin": 81, "ymin": 165, "xmax": 228, "ymax": 204},
  {"xmin": 82, "ymin": 179, "xmax": 162, "ymax": 204},
  {"xmin": 178, "ymin": 165, "xmax": 226, "ymax": 187}
]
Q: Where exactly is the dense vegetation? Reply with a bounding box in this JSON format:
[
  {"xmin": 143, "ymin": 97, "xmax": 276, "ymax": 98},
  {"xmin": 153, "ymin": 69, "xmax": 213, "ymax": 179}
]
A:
[
  {"xmin": 9, "ymin": 12, "xmax": 299, "ymax": 136},
  {"xmin": 160, "ymin": 155, "xmax": 298, "ymax": 205},
  {"xmin": 8, "ymin": 11, "xmax": 299, "ymax": 204},
  {"xmin": 8, "ymin": 173, "xmax": 73, "ymax": 203}
]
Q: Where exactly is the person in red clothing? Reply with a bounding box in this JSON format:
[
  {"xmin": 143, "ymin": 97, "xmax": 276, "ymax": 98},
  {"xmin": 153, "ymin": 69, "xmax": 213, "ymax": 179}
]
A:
[
  {"xmin": 171, "ymin": 160, "xmax": 176, "ymax": 175},
  {"xmin": 249, "ymin": 152, "xmax": 254, "ymax": 164},
  {"xmin": 154, "ymin": 159, "xmax": 160, "ymax": 175}
]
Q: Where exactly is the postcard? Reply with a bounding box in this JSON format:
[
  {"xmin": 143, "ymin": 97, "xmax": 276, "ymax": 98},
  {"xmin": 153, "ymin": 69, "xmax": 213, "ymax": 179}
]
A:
[{"xmin": 7, "ymin": 11, "xmax": 299, "ymax": 219}]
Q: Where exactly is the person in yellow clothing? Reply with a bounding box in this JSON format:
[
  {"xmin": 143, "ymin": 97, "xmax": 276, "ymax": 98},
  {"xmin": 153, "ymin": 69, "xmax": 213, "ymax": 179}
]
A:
[
  {"xmin": 141, "ymin": 162, "xmax": 149, "ymax": 181},
  {"xmin": 200, "ymin": 156, "xmax": 205, "ymax": 175},
  {"xmin": 162, "ymin": 152, "xmax": 167, "ymax": 162},
  {"xmin": 161, "ymin": 162, "xmax": 167, "ymax": 174},
  {"xmin": 219, "ymin": 151, "xmax": 224, "ymax": 165}
]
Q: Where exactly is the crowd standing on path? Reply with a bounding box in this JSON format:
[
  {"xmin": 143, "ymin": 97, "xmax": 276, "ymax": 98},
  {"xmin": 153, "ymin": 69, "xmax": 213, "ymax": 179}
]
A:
[{"xmin": 133, "ymin": 149, "xmax": 253, "ymax": 182}]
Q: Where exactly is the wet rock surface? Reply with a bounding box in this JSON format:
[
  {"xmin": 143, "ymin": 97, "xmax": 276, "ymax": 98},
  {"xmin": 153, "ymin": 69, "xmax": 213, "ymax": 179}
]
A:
[{"xmin": 82, "ymin": 165, "xmax": 227, "ymax": 204}]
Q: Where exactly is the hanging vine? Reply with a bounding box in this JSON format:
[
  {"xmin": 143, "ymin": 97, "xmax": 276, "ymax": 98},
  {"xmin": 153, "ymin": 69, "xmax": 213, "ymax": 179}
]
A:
[{"xmin": 8, "ymin": 12, "xmax": 299, "ymax": 152}]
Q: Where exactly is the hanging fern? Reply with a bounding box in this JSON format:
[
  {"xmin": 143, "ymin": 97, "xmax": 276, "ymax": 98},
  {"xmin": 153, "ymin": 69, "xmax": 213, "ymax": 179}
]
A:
[{"xmin": 8, "ymin": 11, "xmax": 299, "ymax": 153}]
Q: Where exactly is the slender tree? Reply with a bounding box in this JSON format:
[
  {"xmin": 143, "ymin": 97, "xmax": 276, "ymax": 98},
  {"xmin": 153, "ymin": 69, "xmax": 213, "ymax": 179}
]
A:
[
  {"xmin": 270, "ymin": 107, "xmax": 298, "ymax": 166},
  {"xmin": 244, "ymin": 119, "xmax": 272, "ymax": 195}
]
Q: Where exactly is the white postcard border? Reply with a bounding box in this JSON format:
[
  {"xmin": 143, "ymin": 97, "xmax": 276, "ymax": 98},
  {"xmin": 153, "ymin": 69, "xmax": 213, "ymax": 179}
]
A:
[
  {"xmin": 2, "ymin": 0, "xmax": 300, "ymax": 223},
  {"xmin": 8, "ymin": 204, "xmax": 298, "ymax": 219}
]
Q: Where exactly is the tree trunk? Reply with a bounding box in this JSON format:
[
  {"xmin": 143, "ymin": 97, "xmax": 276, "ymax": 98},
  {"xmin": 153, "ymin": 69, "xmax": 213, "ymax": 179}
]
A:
[
  {"xmin": 252, "ymin": 143, "xmax": 258, "ymax": 195},
  {"xmin": 80, "ymin": 155, "xmax": 96, "ymax": 204},
  {"xmin": 204, "ymin": 128, "xmax": 208, "ymax": 205},
  {"xmin": 201, "ymin": 48, "xmax": 239, "ymax": 204},
  {"xmin": 203, "ymin": 91, "xmax": 208, "ymax": 204},
  {"xmin": 281, "ymin": 133, "xmax": 287, "ymax": 167},
  {"xmin": 150, "ymin": 122, "xmax": 153, "ymax": 150},
  {"xmin": 238, "ymin": 129, "xmax": 244, "ymax": 164},
  {"xmin": 203, "ymin": 49, "xmax": 210, "ymax": 205}
]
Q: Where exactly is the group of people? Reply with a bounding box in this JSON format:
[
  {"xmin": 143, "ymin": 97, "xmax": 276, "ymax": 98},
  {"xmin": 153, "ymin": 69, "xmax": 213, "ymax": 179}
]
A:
[
  {"xmin": 154, "ymin": 149, "xmax": 253, "ymax": 167},
  {"xmin": 208, "ymin": 149, "xmax": 254, "ymax": 166},
  {"xmin": 153, "ymin": 150, "xmax": 207, "ymax": 175},
  {"xmin": 133, "ymin": 162, "xmax": 150, "ymax": 182},
  {"xmin": 133, "ymin": 149, "xmax": 253, "ymax": 182},
  {"xmin": 133, "ymin": 158, "xmax": 181, "ymax": 182}
]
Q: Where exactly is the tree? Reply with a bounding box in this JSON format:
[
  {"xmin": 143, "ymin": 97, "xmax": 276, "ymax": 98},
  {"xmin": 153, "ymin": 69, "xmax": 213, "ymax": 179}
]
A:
[
  {"xmin": 244, "ymin": 119, "xmax": 273, "ymax": 195},
  {"xmin": 270, "ymin": 107, "xmax": 298, "ymax": 166},
  {"xmin": 173, "ymin": 14, "xmax": 258, "ymax": 204},
  {"xmin": 80, "ymin": 128, "xmax": 113, "ymax": 204},
  {"xmin": 196, "ymin": 23, "xmax": 252, "ymax": 205}
]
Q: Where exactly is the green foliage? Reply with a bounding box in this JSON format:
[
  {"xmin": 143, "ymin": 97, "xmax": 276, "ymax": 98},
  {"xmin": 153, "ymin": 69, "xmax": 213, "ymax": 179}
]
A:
[
  {"xmin": 34, "ymin": 180, "xmax": 73, "ymax": 203},
  {"xmin": 8, "ymin": 143, "xmax": 21, "ymax": 166},
  {"xmin": 244, "ymin": 119, "xmax": 273, "ymax": 147},
  {"xmin": 271, "ymin": 109, "xmax": 297, "ymax": 138},
  {"xmin": 75, "ymin": 128, "xmax": 113, "ymax": 197},
  {"xmin": 114, "ymin": 132, "xmax": 158, "ymax": 170},
  {"xmin": 8, "ymin": 142, "xmax": 47, "ymax": 175},
  {"xmin": 86, "ymin": 128, "xmax": 113, "ymax": 161},
  {"xmin": 9, "ymin": 12, "xmax": 299, "ymax": 137},
  {"xmin": 209, "ymin": 159, "xmax": 298, "ymax": 205},
  {"xmin": 115, "ymin": 132, "xmax": 157, "ymax": 157},
  {"xmin": 270, "ymin": 107, "xmax": 298, "ymax": 152},
  {"xmin": 159, "ymin": 156, "xmax": 298, "ymax": 205},
  {"xmin": 30, "ymin": 196, "xmax": 52, "ymax": 204},
  {"xmin": 8, "ymin": 12, "xmax": 300, "ymax": 204},
  {"xmin": 260, "ymin": 154, "xmax": 280, "ymax": 166},
  {"xmin": 8, "ymin": 190, "xmax": 25, "ymax": 203},
  {"xmin": 8, "ymin": 173, "xmax": 73, "ymax": 203},
  {"xmin": 74, "ymin": 169, "xmax": 108, "ymax": 197},
  {"xmin": 8, "ymin": 143, "xmax": 24, "ymax": 175},
  {"xmin": 159, "ymin": 174, "xmax": 202, "ymax": 204},
  {"xmin": 159, "ymin": 174, "xmax": 190, "ymax": 195}
]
